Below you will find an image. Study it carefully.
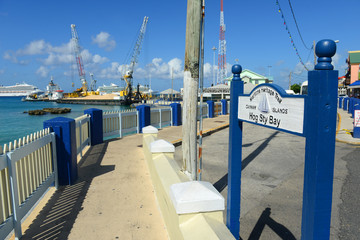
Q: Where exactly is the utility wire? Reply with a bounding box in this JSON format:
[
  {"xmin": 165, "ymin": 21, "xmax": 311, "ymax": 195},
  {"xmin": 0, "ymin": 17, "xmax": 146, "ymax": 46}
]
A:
[
  {"xmin": 276, "ymin": 0, "xmax": 309, "ymax": 71},
  {"xmin": 287, "ymin": 0, "xmax": 311, "ymax": 50}
]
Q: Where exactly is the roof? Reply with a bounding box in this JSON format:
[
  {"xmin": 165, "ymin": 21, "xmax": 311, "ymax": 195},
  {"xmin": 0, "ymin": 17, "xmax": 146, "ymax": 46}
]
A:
[
  {"xmin": 240, "ymin": 69, "xmax": 268, "ymax": 80},
  {"xmin": 348, "ymin": 80, "xmax": 360, "ymax": 89},
  {"xmin": 224, "ymin": 69, "xmax": 269, "ymax": 81},
  {"xmin": 348, "ymin": 51, "xmax": 360, "ymax": 64},
  {"xmin": 159, "ymin": 88, "xmax": 180, "ymax": 94}
]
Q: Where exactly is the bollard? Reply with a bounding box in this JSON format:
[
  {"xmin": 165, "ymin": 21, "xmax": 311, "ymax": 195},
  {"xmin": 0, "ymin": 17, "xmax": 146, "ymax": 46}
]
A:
[
  {"xmin": 84, "ymin": 108, "xmax": 103, "ymax": 145},
  {"xmin": 44, "ymin": 117, "xmax": 78, "ymax": 185},
  {"xmin": 207, "ymin": 101, "xmax": 214, "ymax": 118},
  {"xmin": 170, "ymin": 103, "xmax": 182, "ymax": 126},
  {"xmin": 302, "ymin": 39, "xmax": 338, "ymax": 239},
  {"xmin": 221, "ymin": 99, "xmax": 227, "ymax": 115},
  {"xmin": 339, "ymin": 97, "xmax": 343, "ymax": 108},
  {"xmin": 343, "ymin": 97, "xmax": 348, "ymax": 111},
  {"xmin": 348, "ymin": 97, "xmax": 353, "ymax": 114},
  {"xmin": 136, "ymin": 105, "xmax": 150, "ymax": 133},
  {"xmin": 354, "ymin": 102, "xmax": 360, "ymax": 138}
]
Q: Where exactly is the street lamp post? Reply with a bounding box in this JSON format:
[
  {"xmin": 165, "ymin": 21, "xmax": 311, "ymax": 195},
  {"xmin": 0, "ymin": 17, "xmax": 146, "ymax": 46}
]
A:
[{"xmin": 212, "ymin": 46, "xmax": 217, "ymax": 86}]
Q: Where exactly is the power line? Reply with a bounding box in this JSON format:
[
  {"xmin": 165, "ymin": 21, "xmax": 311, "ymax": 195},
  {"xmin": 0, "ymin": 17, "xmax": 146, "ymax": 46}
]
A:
[
  {"xmin": 276, "ymin": 0, "xmax": 309, "ymax": 71},
  {"xmin": 287, "ymin": 0, "xmax": 311, "ymax": 50}
]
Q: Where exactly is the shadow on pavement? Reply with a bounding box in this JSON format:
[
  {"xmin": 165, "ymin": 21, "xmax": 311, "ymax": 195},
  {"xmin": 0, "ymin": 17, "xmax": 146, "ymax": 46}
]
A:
[
  {"xmin": 213, "ymin": 131, "xmax": 279, "ymax": 193},
  {"xmin": 247, "ymin": 208, "xmax": 296, "ymax": 240},
  {"xmin": 21, "ymin": 142, "xmax": 114, "ymax": 240}
]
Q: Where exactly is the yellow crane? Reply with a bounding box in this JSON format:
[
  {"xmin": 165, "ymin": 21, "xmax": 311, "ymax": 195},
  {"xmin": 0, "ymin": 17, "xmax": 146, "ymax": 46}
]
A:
[{"xmin": 120, "ymin": 16, "xmax": 149, "ymax": 103}]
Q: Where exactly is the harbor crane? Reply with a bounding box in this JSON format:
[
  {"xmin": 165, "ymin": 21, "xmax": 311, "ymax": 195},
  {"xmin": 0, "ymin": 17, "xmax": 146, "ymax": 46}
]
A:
[
  {"xmin": 121, "ymin": 16, "xmax": 149, "ymax": 103},
  {"xmin": 71, "ymin": 24, "xmax": 88, "ymax": 93}
]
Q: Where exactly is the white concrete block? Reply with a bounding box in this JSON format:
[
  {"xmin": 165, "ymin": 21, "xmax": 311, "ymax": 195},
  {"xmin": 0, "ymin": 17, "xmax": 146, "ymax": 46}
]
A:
[
  {"xmin": 150, "ymin": 139, "xmax": 175, "ymax": 153},
  {"xmin": 170, "ymin": 181, "xmax": 225, "ymax": 214},
  {"xmin": 142, "ymin": 125, "xmax": 158, "ymax": 134}
]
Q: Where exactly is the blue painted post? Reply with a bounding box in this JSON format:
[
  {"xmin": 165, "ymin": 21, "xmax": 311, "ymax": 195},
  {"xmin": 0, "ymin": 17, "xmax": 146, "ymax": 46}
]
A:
[
  {"xmin": 84, "ymin": 108, "xmax": 103, "ymax": 145},
  {"xmin": 136, "ymin": 105, "xmax": 150, "ymax": 133},
  {"xmin": 221, "ymin": 99, "xmax": 227, "ymax": 115},
  {"xmin": 343, "ymin": 97, "xmax": 348, "ymax": 111},
  {"xmin": 339, "ymin": 97, "xmax": 343, "ymax": 108},
  {"xmin": 354, "ymin": 101, "xmax": 360, "ymax": 138},
  {"xmin": 302, "ymin": 40, "xmax": 338, "ymax": 239},
  {"xmin": 226, "ymin": 64, "xmax": 243, "ymax": 239},
  {"xmin": 44, "ymin": 117, "xmax": 78, "ymax": 185},
  {"xmin": 348, "ymin": 98, "xmax": 353, "ymax": 114},
  {"xmin": 170, "ymin": 103, "xmax": 182, "ymax": 126},
  {"xmin": 207, "ymin": 100, "xmax": 214, "ymax": 118}
]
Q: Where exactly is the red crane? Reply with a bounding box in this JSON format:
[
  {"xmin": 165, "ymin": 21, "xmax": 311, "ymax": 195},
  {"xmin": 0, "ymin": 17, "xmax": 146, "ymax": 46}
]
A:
[{"xmin": 71, "ymin": 24, "xmax": 88, "ymax": 92}]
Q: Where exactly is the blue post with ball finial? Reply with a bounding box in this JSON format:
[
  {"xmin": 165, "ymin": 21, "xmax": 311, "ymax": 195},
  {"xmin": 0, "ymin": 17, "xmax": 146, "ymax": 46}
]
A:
[
  {"xmin": 301, "ymin": 39, "xmax": 338, "ymax": 239},
  {"xmin": 226, "ymin": 64, "xmax": 243, "ymax": 239}
]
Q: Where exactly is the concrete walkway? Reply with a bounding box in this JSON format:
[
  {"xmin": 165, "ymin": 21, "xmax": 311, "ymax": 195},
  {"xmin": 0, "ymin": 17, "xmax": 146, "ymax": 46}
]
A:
[{"xmin": 14, "ymin": 115, "xmax": 229, "ymax": 240}]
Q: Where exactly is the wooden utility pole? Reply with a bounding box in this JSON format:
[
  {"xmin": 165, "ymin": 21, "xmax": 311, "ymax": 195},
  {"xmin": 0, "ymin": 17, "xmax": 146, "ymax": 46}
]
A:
[
  {"xmin": 313, "ymin": 40, "xmax": 316, "ymax": 67},
  {"xmin": 183, "ymin": 0, "xmax": 202, "ymax": 180}
]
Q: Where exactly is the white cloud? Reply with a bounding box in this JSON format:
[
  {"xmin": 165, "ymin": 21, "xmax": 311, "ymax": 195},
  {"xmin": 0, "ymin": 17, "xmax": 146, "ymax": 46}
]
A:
[
  {"xmin": 293, "ymin": 61, "xmax": 312, "ymax": 75},
  {"xmin": 98, "ymin": 62, "xmax": 123, "ymax": 79},
  {"xmin": 93, "ymin": 54, "xmax": 108, "ymax": 64},
  {"xmin": 3, "ymin": 51, "xmax": 28, "ymax": 65},
  {"xmin": 4, "ymin": 38, "xmax": 110, "ymax": 79},
  {"xmin": 138, "ymin": 58, "xmax": 184, "ymax": 79},
  {"xmin": 43, "ymin": 53, "xmax": 73, "ymax": 65},
  {"xmin": 92, "ymin": 32, "xmax": 116, "ymax": 51},
  {"xmin": 36, "ymin": 66, "xmax": 49, "ymax": 77},
  {"xmin": 17, "ymin": 40, "xmax": 51, "ymax": 55}
]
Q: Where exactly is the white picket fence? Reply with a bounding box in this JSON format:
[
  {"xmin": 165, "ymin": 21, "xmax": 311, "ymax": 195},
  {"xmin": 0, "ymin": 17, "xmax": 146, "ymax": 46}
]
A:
[
  {"xmin": 214, "ymin": 102, "xmax": 222, "ymax": 117},
  {"xmin": 75, "ymin": 114, "xmax": 91, "ymax": 159},
  {"xmin": 150, "ymin": 108, "xmax": 172, "ymax": 129},
  {"xmin": 103, "ymin": 109, "xmax": 139, "ymax": 139},
  {"xmin": 197, "ymin": 104, "xmax": 209, "ymax": 120},
  {"xmin": 0, "ymin": 128, "xmax": 58, "ymax": 240}
]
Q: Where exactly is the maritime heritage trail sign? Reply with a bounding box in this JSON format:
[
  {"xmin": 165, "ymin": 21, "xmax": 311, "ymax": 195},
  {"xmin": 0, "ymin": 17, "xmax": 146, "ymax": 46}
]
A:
[
  {"xmin": 226, "ymin": 39, "xmax": 338, "ymax": 240},
  {"xmin": 238, "ymin": 84, "xmax": 305, "ymax": 135}
]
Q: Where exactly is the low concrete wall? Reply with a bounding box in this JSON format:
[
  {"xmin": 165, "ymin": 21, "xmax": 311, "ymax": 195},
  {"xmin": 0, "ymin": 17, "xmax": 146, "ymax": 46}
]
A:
[{"xmin": 142, "ymin": 126, "xmax": 235, "ymax": 240}]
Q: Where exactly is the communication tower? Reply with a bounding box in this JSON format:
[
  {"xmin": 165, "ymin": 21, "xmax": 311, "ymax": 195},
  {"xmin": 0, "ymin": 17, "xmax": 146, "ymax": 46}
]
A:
[{"xmin": 218, "ymin": 0, "xmax": 227, "ymax": 84}]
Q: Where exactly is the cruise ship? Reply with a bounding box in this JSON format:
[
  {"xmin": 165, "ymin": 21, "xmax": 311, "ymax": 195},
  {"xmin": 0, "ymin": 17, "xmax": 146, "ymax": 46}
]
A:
[{"xmin": 0, "ymin": 83, "xmax": 44, "ymax": 97}]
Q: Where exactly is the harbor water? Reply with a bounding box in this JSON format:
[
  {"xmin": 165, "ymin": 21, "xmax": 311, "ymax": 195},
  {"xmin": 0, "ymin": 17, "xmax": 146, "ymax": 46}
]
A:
[{"xmin": 0, "ymin": 97, "xmax": 131, "ymax": 146}]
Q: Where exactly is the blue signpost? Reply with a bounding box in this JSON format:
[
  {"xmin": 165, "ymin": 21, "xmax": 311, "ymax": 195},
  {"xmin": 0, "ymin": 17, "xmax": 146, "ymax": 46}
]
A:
[{"xmin": 227, "ymin": 40, "xmax": 338, "ymax": 239}]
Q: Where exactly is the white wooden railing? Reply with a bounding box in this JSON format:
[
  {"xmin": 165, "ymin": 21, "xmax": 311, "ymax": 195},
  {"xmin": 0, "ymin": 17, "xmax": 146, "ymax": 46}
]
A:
[
  {"xmin": 214, "ymin": 102, "xmax": 222, "ymax": 117},
  {"xmin": 75, "ymin": 114, "xmax": 91, "ymax": 159},
  {"xmin": 197, "ymin": 104, "xmax": 209, "ymax": 120},
  {"xmin": 150, "ymin": 108, "xmax": 172, "ymax": 129},
  {"xmin": 0, "ymin": 128, "xmax": 58, "ymax": 240},
  {"xmin": 103, "ymin": 110, "xmax": 139, "ymax": 139}
]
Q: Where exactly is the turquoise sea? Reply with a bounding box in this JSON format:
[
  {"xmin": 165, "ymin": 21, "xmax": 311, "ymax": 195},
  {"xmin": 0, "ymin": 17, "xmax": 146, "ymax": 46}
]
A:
[{"xmin": 0, "ymin": 97, "xmax": 131, "ymax": 146}]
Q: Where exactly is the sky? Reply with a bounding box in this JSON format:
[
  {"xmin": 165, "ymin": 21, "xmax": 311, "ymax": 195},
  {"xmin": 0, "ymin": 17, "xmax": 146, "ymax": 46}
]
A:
[{"xmin": 0, "ymin": 0, "xmax": 359, "ymax": 93}]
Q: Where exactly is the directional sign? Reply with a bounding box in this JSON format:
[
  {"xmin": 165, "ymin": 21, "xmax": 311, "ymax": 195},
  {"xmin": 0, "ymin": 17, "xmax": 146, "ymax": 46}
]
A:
[{"xmin": 238, "ymin": 84, "xmax": 305, "ymax": 135}]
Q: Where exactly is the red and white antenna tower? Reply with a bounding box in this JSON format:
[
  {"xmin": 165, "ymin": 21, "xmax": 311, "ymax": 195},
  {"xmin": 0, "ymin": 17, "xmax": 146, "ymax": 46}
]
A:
[{"xmin": 218, "ymin": 0, "xmax": 227, "ymax": 84}]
